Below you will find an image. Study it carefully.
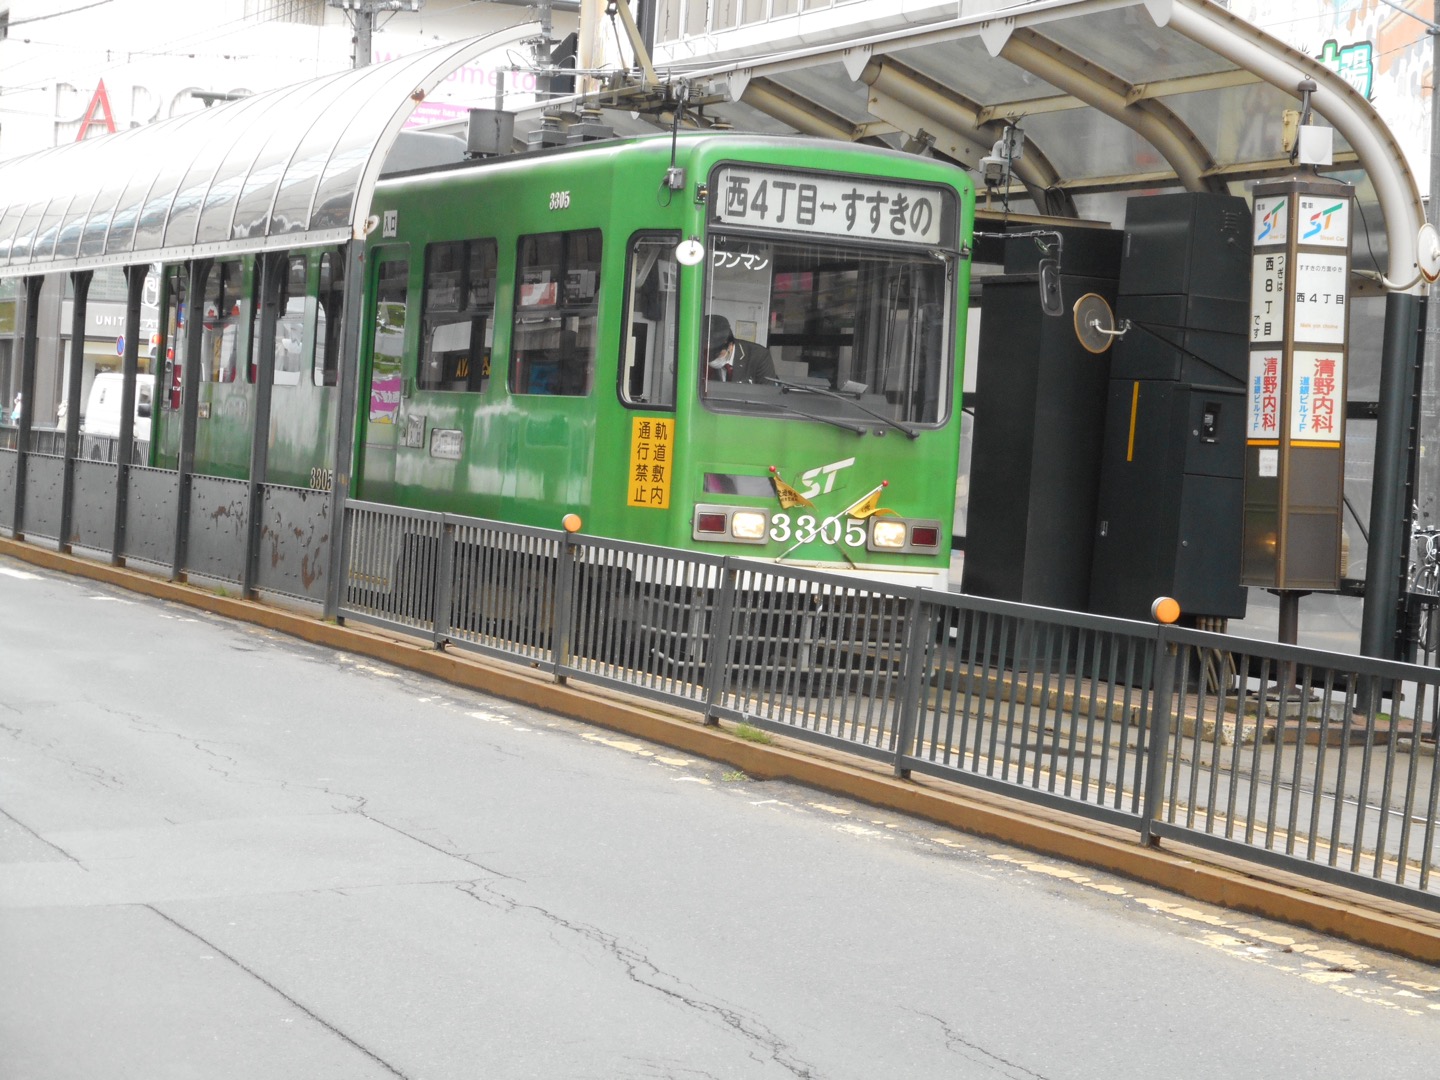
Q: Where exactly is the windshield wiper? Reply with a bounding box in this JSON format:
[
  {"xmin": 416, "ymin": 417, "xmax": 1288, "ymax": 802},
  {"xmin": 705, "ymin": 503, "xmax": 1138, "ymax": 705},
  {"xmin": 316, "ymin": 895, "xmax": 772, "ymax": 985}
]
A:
[
  {"xmin": 723, "ymin": 395, "xmax": 870, "ymax": 436},
  {"xmin": 766, "ymin": 378, "xmax": 921, "ymax": 440}
]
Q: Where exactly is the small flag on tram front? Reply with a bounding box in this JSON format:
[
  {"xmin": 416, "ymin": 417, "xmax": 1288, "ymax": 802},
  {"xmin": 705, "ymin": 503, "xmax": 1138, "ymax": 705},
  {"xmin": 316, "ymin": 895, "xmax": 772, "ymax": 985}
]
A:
[
  {"xmin": 844, "ymin": 483, "xmax": 895, "ymax": 520},
  {"xmin": 770, "ymin": 469, "xmax": 814, "ymax": 509}
]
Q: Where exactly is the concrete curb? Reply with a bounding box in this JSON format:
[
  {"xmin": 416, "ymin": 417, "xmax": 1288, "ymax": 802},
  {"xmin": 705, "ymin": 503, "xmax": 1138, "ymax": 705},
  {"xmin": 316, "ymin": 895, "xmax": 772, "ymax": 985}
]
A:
[{"xmin": 7, "ymin": 535, "xmax": 1440, "ymax": 964}]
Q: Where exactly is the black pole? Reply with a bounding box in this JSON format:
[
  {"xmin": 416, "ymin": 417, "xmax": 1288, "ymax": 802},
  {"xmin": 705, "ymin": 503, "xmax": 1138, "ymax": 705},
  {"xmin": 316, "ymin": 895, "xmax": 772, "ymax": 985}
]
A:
[
  {"xmin": 112, "ymin": 264, "xmax": 147, "ymax": 564},
  {"xmin": 1361, "ymin": 290, "xmax": 1422, "ymax": 659}
]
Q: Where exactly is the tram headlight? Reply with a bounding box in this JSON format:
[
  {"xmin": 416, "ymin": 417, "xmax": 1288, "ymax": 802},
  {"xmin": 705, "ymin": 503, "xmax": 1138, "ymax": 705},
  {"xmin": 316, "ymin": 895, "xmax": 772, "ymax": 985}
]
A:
[
  {"xmin": 871, "ymin": 520, "xmax": 908, "ymax": 549},
  {"xmin": 731, "ymin": 510, "xmax": 769, "ymax": 540}
]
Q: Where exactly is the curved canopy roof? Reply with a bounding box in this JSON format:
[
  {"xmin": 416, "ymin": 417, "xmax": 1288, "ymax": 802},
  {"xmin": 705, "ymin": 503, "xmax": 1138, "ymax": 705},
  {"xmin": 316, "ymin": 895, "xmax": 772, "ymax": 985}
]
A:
[
  {"xmin": 0, "ymin": 24, "xmax": 537, "ymax": 276},
  {"xmin": 520, "ymin": 0, "xmax": 1427, "ymax": 292}
]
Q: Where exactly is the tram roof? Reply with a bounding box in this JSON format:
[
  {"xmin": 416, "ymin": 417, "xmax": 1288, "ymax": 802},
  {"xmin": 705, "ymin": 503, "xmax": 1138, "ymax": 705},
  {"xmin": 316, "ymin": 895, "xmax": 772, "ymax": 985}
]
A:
[
  {"xmin": 0, "ymin": 1, "xmax": 1426, "ymax": 291},
  {"xmin": 0, "ymin": 25, "xmax": 539, "ymax": 277},
  {"xmin": 518, "ymin": 0, "xmax": 1427, "ymax": 292}
]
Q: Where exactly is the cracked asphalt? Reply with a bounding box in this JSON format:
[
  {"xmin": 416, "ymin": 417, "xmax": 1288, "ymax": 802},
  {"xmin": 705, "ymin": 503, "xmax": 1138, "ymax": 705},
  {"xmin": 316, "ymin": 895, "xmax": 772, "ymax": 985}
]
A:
[{"xmin": 2, "ymin": 553, "xmax": 1438, "ymax": 1080}]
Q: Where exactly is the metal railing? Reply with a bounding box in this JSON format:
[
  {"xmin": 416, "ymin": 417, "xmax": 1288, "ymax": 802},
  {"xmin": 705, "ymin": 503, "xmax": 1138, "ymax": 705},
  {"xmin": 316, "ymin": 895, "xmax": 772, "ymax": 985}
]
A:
[
  {"xmin": 339, "ymin": 500, "xmax": 1440, "ymax": 913},
  {"xmin": 6, "ymin": 451, "xmax": 1438, "ymax": 914}
]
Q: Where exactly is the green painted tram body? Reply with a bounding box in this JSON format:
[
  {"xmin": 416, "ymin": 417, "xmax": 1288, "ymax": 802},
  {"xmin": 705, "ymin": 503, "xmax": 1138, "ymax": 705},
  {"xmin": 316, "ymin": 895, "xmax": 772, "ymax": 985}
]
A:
[{"xmin": 152, "ymin": 132, "xmax": 973, "ymax": 585}]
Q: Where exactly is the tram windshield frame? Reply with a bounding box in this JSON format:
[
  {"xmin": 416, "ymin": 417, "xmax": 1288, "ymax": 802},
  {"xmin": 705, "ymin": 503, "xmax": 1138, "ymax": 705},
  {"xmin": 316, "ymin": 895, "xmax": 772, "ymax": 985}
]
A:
[{"xmin": 698, "ymin": 167, "xmax": 959, "ymax": 431}]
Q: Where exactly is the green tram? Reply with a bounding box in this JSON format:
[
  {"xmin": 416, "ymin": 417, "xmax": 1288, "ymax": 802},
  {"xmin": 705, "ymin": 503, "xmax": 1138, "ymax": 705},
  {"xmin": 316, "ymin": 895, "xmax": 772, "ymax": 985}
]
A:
[{"xmin": 148, "ymin": 132, "xmax": 973, "ymax": 588}]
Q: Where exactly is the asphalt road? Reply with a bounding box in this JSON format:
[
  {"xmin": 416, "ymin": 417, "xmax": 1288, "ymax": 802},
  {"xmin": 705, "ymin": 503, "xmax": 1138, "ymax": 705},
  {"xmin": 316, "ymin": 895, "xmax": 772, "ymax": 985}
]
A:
[{"xmin": 2, "ymin": 553, "xmax": 1438, "ymax": 1080}]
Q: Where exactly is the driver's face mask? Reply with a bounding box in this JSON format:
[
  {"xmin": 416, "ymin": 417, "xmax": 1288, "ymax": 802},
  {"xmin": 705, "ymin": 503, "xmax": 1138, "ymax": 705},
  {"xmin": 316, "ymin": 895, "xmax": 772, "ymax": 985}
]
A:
[{"xmin": 707, "ymin": 344, "xmax": 732, "ymax": 370}]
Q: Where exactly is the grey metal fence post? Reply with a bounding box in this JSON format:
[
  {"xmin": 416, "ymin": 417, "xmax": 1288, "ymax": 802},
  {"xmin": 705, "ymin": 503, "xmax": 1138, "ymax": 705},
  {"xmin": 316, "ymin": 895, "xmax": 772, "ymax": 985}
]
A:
[
  {"xmin": 243, "ymin": 253, "xmax": 282, "ymax": 598},
  {"xmin": 323, "ymin": 241, "xmax": 366, "ymax": 620},
  {"xmin": 11, "ymin": 276, "xmax": 42, "ymax": 539},
  {"xmin": 59, "ymin": 269, "xmax": 91, "ymax": 554},
  {"xmin": 1140, "ymin": 628, "xmax": 1179, "ymax": 847},
  {"xmin": 552, "ymin": 530, "xmax": 577, "ymax": 683},
  {"xmin": 111, "ymin": 265, "xmax": 146, "ymax": 564},
  {"xmin": 432, "ymin": 518, "xmax": 456, "ymax": 649},
  {"xmin": 892, "ymin": 592, "xmax": 931, "ymax": 779},
  {"xmin": 702, "ymin": 559, "xmax": 739, "ymax": 725},
  {"xmin": 171, "ymin": 259, "xmax": 210, "ymax": 581}
]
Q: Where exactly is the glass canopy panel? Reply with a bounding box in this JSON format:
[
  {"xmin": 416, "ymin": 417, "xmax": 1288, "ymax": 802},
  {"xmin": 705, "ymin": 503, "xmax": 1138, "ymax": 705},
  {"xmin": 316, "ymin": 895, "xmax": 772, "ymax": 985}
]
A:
[
  {"xmin": 895, "ymin": 38, "xmax": 1059, "ymax": 106},
  {"xmin": 105, "ymin": 122, "xmax": 186, "ymax": 254},
  {"xmin": 309, "ymin": 142, "xmax": 373, "ymax": 230},
  {"xmin": 163, "ymin": 94, "xmax": 276, "ymax": 249},
  {"xmin": 30, "ymin": 193, "xmax": 79, "ymax": 261},
  {"xmin": 254, "ymin": 73, "xmax": 362, "ymax": 237},
  {"xmin": 132, "ymin": 111, "xmax": 224, "ymax": 251},
  {"xmin": 1158, "ymin": 84, "xmax": 1293, "ymax": 170},
  {"xmin": 0, "ymin": 203, "xmax": 27, "ymax": 263},
  {"xmin": 9, "ymin": 202, "xmax": 48, "ymax": 262},
  {"xmin": 1017, "ymin": 108, "xmax": 1160, "ymax": 182},
  {"xmin": 78, "ymin": 179, "xmax": 125, "ymax": 258},
  {"xmin": 1040, "ymin": 9, "xmax": 1232, "ymax": 84},
  {"xmin": 194, "ymin": 95, "xmax": 307, "ymax": 246},
  {"xmin": 228, "ymin": 83, "xmax": 340, "ymax": 240},
  {"xmin": 244, "ymin": 63, "xmax": 403, "ymax": 238},
  {"xmin": 769, "ymin": 62, "xmax": 874, "ymax": 125}
]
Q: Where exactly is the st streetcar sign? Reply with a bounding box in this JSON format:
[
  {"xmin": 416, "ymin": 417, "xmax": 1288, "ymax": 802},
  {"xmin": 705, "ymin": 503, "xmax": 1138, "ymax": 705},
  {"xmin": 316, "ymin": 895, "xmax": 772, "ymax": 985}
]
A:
[{"xmin": 1241, "ymin": 177, "xmax": 1353, "ymax": 592}]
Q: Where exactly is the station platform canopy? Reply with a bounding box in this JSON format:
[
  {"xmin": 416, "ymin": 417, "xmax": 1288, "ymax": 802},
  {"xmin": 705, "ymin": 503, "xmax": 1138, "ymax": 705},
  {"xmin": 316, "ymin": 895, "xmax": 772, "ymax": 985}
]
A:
[
  {"xmin": 0, "ymin": 25, "xmax": 538, "ymax": 277},
  {"xmin": 522, "ymin": 0, "xmax": 1428, "ymax": 292}
]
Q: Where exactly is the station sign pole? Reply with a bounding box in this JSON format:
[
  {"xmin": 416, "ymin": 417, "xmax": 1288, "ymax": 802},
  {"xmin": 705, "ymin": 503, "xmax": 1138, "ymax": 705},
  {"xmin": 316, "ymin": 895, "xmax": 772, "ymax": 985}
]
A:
[{"xmin": 1241, "ymin": 177, "xmax": 1354, "ymax": 644}]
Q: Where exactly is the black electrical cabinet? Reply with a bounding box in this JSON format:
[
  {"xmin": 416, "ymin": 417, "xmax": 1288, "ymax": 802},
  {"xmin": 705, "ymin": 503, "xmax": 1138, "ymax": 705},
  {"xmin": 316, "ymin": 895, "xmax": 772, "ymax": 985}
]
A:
[
  {"xmin": 1088, "ymin": 193, "xmax": 1251, "ymax": 622},
  {"xmin": 964, "ymin": 226, "xmax": 1122, "ymax": 608}
]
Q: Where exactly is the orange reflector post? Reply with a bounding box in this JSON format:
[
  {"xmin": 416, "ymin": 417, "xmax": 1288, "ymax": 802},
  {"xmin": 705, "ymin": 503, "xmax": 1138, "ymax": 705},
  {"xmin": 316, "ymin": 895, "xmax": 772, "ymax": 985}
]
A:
[
  {"xmin": 1151, "ymin": 596, "xmax": 1181, "ymax": 624},
  {"xmin": 561, "ymin": 513, "xmax": 583, "ymax": 533}
]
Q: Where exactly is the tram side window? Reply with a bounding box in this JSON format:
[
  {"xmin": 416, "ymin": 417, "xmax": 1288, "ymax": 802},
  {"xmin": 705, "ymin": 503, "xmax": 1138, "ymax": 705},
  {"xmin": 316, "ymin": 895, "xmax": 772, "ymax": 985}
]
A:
[
  {"xmin": 314, "ymin": 251, "xmax": 344, "ymax": 387},
  {"xmin": 202, "ymin": 260, "xmax": 249, "ymax": 384},
  {"xmin": 420, "ymin": 238, "xmax": 496, "ymax": 393},
  {"xmin": 619, "ymin": 233, "xmax": 679, "ymax": 409},
  {"xmin": 510, "ymin": 229, "xmax": 601, "ymax": 397},
  {"xmin": 272, "ymin": 255, "xmax": 309, "ymax": 386}
]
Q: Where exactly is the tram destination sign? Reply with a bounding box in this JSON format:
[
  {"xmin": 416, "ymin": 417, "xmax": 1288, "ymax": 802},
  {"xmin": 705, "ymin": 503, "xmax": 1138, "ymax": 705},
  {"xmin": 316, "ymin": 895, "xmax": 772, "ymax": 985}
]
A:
[{"xmin": 711, "ymin": 166, "xmax": 947, "ymax": 246}]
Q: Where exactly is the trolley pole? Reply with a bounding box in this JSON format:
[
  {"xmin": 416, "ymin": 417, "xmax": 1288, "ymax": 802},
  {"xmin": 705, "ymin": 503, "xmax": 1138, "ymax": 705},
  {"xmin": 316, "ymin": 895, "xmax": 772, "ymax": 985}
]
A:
[{"xmin": 328, "ymin": 0, "xmax": 423, "ymax": 69}]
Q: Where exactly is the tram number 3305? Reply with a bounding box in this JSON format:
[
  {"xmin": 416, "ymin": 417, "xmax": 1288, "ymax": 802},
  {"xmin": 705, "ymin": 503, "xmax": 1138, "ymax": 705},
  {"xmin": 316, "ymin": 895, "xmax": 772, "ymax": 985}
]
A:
[
  {"xmin": 770, "ymin": 513, "xmax": 868, "ymax": 547},
  {"xmin": 548, "ymin": 190, "xmax": 571, "ymax": 210}
]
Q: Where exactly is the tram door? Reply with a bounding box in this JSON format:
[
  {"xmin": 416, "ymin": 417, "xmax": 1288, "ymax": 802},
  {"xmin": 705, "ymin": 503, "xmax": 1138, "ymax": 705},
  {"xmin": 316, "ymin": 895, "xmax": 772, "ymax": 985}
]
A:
[{"xmin": 357, "ymin": 249, "xmax": 409, "ymax": 501}]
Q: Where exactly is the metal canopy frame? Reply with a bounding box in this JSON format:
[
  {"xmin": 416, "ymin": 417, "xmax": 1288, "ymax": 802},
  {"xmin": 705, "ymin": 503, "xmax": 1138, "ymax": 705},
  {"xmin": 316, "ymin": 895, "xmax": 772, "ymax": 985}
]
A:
[{"xmin": 530, "ymin": 0, "xmax": 1423, "ymax": 289}]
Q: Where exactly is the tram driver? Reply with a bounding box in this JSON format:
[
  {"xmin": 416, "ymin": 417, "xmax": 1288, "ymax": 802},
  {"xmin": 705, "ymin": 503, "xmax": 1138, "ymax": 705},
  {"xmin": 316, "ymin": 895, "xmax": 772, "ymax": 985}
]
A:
[{"xmin": 703, "ymin": 315, "xmax": 776, "ymax": 385}]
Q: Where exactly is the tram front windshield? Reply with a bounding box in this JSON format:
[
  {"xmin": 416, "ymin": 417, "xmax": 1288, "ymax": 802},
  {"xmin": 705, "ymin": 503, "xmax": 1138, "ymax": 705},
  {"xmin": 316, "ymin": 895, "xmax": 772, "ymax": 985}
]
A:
[{"xmin": 700, "ymin": 234, "xmax": 952, "ymax": 427}]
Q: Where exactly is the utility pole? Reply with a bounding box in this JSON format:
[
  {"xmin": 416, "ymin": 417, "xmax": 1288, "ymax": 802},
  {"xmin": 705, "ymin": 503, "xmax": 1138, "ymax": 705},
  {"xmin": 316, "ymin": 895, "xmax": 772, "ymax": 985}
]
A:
[
  {"xmin": 1425, "ymin": 0, "xmax": 1440, "ymax": 529},
  {"xmin": 327, "ymin": 0, "xmax": 423, "ymax": 69}
]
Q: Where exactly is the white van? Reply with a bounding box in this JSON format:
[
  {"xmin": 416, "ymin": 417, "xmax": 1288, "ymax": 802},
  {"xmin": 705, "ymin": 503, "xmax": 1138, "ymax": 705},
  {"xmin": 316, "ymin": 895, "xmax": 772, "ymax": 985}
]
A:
[{"xmin": 82, "ymin": 373, "xmax": 153, "ymax": 459}]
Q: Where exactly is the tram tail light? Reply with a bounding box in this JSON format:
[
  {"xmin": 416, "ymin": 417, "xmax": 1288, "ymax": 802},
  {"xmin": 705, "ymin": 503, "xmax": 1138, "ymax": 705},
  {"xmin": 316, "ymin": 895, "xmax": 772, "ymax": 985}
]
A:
[
  {"xmin": 909, "ymin": 525, "xmax": 941, "ymax": 549},
  {"xmin": 695, "ymin": 512, "xmax": 728, "ymax": 535},
  {"xmin": 692, "ymin": 504, "xmax": 770, "ymax": 545}
]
